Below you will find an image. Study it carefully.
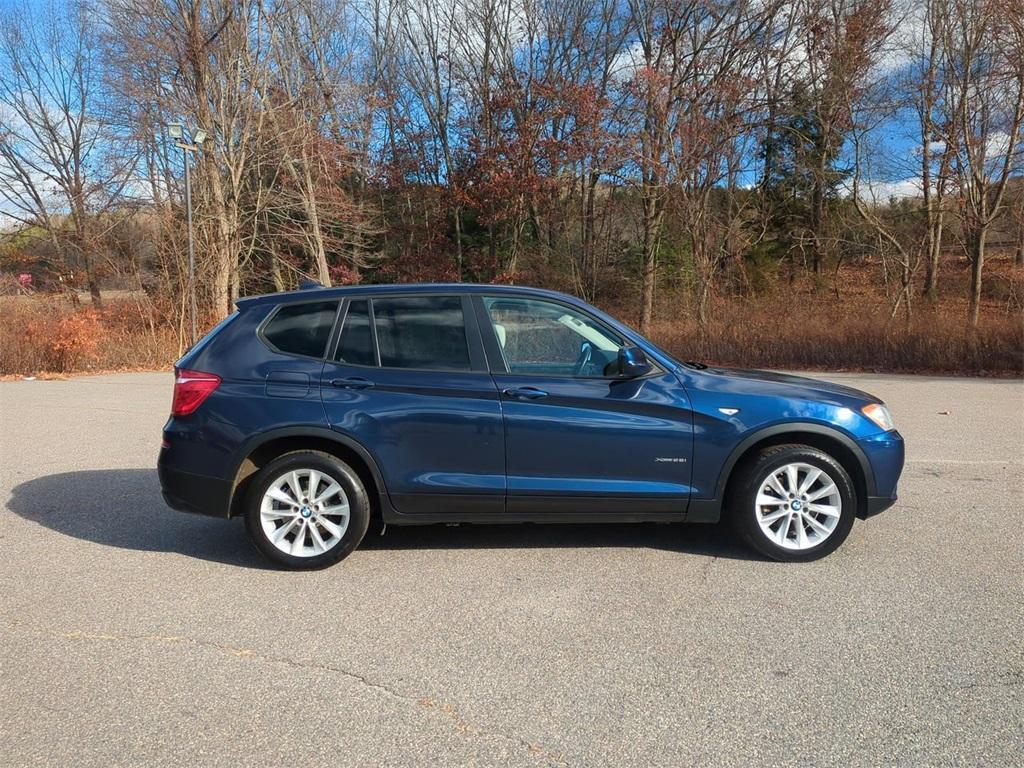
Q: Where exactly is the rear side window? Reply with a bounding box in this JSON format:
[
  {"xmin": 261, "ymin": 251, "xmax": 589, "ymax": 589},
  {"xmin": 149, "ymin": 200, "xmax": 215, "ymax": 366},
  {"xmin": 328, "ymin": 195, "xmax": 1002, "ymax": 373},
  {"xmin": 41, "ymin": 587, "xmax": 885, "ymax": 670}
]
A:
[
  {"xmin": 335, "ymin": 300, "xmax": 376, "ymax": 366},
  {"xmin": 262, "ymin": 301, "xmax": 338, "ymax": 358},
  {"xmin": 373, "ymin": 296, "xmax": 470, "ymax": 370}
]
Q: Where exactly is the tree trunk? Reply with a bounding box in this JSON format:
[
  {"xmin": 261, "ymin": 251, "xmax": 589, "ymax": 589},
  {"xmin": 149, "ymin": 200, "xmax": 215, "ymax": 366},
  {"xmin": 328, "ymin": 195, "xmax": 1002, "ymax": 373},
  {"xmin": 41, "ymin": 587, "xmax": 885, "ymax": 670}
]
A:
[
  {"xmin": 270, "ymin": 255, "xmax": 285, "ymax": 293},
  {"xmin": 922, "ymin": 213, "xmax": 943, "ymax": 301},
  {"xmin": 302, "ymin": 162, "xmax": 331, "ymax": 286},
  {"xmin": 581, "ymin": 171, "xmax": 599, "ymax": 300},
  {"xmin": 72, "ymin": 199, "xmax": 102, "ymax": 307},
  {"xmin": 639, "ymin": 193, "xmax": 659, "ymax": 334},
  {"xmin": 696, "ymin": 267, "xmax": 711, "ymax": 327},
  {"xmin": 810, "ymin": 178, "xmax": 824, "ymax": 276},
  {"xmin": 204, "ymin": 165, "xmax": 239, "ymax": 319},
  {"xmin": 453, "ymin": 204, "xmax": 464, "ymax": 280},
  {"xmin": 921, "ymin": 132, "xmax": 943, "ymax": 301},
  {"xmin": 968, "ymin": 229, "xmax": 985, "ymax": 327},
  {"xmin": 87, "ymin": 274, "xmax": 102, "ymax": 306}
]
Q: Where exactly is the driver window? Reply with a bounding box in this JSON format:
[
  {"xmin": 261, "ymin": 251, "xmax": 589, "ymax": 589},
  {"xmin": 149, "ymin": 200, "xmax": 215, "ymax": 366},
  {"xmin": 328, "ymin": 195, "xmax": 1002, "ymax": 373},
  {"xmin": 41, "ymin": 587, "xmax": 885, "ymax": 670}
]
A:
[{"xmin": 482, "ymin": 296, "xmax": 623, "ymax": 377}]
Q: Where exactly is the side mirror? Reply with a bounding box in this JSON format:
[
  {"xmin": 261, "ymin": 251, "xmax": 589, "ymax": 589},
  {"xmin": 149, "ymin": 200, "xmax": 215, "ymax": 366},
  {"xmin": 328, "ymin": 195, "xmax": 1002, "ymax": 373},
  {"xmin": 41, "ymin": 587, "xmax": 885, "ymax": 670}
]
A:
[{"xmin": 616, "ymin": 346, "xmax": 652, "ymax": 378}]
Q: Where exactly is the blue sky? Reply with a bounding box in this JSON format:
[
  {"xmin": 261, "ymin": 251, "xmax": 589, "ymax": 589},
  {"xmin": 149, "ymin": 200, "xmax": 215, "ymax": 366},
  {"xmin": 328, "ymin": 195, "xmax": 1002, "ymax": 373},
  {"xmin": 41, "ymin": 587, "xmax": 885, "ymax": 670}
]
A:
[{"xmin": 0, "ymin": 0, "xmax": 975, "ymax": 228}]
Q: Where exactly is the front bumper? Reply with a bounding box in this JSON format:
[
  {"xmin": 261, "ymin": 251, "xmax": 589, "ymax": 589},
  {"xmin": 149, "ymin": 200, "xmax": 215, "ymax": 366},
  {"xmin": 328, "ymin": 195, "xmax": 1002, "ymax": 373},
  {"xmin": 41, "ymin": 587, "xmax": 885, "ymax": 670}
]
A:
[
  {"xmin": 857, "ymin": 429, "xmax": 904, "ymax": 519},
  {"xmin": 863, "ymin": 495, "xmax": 897, "ymax": 517}
]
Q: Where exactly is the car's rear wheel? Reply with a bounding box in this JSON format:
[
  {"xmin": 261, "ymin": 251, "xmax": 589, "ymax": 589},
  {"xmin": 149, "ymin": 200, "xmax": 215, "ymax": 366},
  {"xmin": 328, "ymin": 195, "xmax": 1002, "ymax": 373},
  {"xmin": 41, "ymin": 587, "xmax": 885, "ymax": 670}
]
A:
[
  {"xmin": 729, "ymin": 444, "xmax": 856, "ymax": 562},
  {"xmin": 244, "ymin": 451, "xmax": 369, "ymax": 569}
]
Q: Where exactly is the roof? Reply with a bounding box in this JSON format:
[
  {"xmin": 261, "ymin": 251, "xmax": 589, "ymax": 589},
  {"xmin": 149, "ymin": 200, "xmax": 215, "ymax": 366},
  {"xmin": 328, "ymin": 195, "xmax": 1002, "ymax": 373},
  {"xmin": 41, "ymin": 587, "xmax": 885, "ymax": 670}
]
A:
[{"xmin": 234, "ymin": 282, "xmax": 580, "ymax": 309}]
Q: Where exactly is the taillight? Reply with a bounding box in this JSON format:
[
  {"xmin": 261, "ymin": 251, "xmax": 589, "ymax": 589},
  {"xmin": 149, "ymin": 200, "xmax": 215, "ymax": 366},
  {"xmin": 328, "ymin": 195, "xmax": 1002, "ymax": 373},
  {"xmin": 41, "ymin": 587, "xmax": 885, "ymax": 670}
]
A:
[{"xmin": 171, "ymin": 368, "xmax": 221, "ymax": 416}]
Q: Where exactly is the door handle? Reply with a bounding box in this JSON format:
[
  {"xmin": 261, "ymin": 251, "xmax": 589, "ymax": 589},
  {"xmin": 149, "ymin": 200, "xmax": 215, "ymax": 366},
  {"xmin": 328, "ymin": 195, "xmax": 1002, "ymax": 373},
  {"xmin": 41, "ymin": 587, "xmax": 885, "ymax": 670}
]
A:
[
  {"xmin": 331, "ymin": 377, "xmax": 374, "ymax": 390},
  {"xmin": 502, "ymin": 386, "xmax": 548, "ymax": 400}
]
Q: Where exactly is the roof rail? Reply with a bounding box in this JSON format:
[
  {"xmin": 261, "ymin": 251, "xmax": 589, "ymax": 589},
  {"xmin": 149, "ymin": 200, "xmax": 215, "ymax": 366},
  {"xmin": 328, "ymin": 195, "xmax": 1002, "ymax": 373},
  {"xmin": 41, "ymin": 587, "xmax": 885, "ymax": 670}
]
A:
[{"xmin": 297, "ymin": 279, "xmax": 324, "ymax": 290}]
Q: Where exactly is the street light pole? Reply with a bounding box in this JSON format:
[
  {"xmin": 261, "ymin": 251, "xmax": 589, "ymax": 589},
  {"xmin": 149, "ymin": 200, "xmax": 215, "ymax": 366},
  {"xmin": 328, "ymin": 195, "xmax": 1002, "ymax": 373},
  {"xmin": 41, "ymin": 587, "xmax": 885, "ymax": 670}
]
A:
[
  {"xmin": 167, "ymin": 122, "xmax": 207, "ymax": 346},
  {"xmin": 183, "ymin": 146, "xmax": 197, "ymax": 345}
]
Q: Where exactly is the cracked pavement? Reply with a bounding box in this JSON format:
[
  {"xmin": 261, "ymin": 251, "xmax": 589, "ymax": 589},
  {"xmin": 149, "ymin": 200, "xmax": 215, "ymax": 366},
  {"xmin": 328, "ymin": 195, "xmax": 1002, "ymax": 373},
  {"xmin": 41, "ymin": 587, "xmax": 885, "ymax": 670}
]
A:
[{"xmin": 1, "ymin": 372, "xmax": 1022, "ymax": 767}]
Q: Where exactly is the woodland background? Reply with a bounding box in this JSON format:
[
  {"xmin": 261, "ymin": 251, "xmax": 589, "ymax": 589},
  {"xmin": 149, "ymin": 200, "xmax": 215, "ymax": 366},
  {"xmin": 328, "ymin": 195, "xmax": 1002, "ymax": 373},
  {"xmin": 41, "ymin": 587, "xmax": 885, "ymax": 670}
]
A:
[{"xmin": 0, "ymin": 0, "xmax": 1022, "ymax": 375}]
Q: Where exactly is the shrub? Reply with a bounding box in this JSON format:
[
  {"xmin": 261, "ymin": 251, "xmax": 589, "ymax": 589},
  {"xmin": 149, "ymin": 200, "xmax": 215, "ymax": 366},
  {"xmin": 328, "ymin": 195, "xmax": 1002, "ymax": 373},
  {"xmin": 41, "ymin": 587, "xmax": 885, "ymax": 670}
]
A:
[
  {"xmin": 645, "ymin": 297, "xmax": 1023, "ymax": 376},
  {"xmin": 0, "ymin": 295, "xmax": 177, "ymax": 375}
]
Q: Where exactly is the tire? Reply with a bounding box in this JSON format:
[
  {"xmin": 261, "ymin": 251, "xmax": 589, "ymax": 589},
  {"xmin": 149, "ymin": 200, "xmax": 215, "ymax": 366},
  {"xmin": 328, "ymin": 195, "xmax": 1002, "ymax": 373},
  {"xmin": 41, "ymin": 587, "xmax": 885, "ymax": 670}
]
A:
[
  {"xmin": 728, "ymin": 444, "xmax": 856, "ymax": 562},
  {"xmin": 244, "ymin": 450, "xmax": 370, "ymax": 569}
]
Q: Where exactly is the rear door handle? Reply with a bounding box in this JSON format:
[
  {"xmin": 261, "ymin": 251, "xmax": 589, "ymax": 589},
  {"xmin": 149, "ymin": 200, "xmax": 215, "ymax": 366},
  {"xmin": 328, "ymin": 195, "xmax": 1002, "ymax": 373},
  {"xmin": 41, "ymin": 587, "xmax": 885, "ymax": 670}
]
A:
[
  {"xmin": 331, "ymin": 377, "xmax": 374, "ymax": 390},
  {"xmin": 502, "ymin": 386, "xmax": 548, "ymax": 400}
]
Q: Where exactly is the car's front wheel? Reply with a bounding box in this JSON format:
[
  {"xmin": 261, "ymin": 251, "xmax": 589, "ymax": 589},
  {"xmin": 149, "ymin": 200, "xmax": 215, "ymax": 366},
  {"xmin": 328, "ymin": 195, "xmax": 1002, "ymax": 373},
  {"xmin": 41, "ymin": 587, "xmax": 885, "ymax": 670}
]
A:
[
  {"xmin": 729, "ymin": 444, "xmax": 856, "ymax": 562},
  {"xmin": 244, "ymin": 451, "xmax": 370, "ymax": 569}
]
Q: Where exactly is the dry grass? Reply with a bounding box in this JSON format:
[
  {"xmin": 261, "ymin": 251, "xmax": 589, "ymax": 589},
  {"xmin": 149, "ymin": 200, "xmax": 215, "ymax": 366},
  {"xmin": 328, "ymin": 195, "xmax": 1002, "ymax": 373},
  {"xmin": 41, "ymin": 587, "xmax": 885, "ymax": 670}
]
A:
[
  {"xmin": 649, "ymin": 307, "xmax": 1022, "ymax": 376},
  {"xmin": 1, "ymin": 256, "xmax": 1021, "ymax": 376},
  {"xmin": 623, "ymin": 257, "xmax": 1024, "ymax": 376},
  {"xmin": 0, "ymin": 295, "xmax": 178, "ymax": 376}
]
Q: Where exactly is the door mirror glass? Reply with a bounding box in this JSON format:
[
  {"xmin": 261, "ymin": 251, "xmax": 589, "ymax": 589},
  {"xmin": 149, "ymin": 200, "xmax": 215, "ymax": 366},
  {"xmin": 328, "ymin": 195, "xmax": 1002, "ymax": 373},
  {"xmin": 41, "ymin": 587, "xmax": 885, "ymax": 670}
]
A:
[{"xmin": 616, "ymin": 346, "xmax": 652, "ymax": 378}]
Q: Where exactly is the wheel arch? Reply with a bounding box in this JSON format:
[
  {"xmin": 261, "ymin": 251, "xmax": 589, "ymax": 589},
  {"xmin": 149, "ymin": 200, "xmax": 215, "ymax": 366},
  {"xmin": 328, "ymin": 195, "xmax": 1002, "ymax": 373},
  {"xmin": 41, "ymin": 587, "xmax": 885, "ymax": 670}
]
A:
[
  {"xmin": 688, "ymin": 423, "xmax": 875, "ymax": 522},
  {"xmin": 226, "ymin": 427, "xmax": 393, "ymax": 523}
]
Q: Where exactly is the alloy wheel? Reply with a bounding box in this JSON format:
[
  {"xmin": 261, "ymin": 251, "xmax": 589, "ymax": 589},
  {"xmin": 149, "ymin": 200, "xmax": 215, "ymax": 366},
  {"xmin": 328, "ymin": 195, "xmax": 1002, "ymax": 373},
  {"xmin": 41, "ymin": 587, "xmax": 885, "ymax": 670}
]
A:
[
  {"xmin": 259, "ymin": 468, "xmax": 350, "ymax": 557},
  {"xmin": 754, "ymin": 462, "xmax": 842, "ymax": 551}
]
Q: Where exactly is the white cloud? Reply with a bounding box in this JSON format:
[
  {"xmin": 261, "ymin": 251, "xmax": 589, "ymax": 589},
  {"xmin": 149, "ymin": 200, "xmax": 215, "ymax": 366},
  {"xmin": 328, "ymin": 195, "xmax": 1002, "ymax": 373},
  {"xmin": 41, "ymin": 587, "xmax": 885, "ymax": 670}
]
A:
[
  {"xmin": 873, "ymin": 0, "xmax": 926, "ymax": 75},
  {"xmin": 844, "ymin": 177, "xmax": 924, "ymax": 204},
  {"xmin": 986, "ymin": 131, "xmax": 1013, "ymax": 160}
]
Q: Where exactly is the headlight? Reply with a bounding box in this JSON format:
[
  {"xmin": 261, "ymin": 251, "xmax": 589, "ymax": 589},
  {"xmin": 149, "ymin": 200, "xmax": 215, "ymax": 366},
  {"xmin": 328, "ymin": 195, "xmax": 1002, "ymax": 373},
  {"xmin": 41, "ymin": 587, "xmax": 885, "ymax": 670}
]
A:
[{"xmin": 861, "ymin": 403, "xmax": 895, "ymax": 431}]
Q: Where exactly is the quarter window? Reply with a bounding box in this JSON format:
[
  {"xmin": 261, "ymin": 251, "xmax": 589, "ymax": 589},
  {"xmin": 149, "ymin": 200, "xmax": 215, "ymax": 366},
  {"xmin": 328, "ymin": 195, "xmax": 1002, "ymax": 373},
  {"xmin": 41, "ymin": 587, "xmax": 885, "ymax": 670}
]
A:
[
  {"xmin": 373, "ymin": 296, "xmax": 471, "ymax": 370},
  {"xmin": 483, "ymin": 297, "xmax": 623, "ymax": 377},
  {"xmin": 335, "ymin": 300, "xmax": 376, "ymax": 366},
  {"xmin": 263, "ymin": 301, "xmax": 338, "ymax": 358}
]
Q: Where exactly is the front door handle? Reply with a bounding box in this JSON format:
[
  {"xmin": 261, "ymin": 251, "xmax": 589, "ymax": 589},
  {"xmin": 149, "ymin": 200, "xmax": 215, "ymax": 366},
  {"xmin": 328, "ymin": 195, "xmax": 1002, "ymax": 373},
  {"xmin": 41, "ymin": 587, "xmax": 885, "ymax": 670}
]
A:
[
  {"xmin": 502, "ymin": 386, "xmax": 548, "ymax": 400},
  {"xmin": 331, "ymin": 377, "xmax": 374, "ymax": 390}
]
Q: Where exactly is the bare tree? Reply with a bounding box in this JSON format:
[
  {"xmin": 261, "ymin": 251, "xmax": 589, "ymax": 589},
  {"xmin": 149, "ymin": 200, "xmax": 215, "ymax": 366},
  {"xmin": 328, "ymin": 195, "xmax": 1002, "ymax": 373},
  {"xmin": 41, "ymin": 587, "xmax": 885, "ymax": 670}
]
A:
[
  {"xmin": 394, "ymin": 0, "xmax": 466, "ymax": 277},
  {"xmin": 673, "ymin": 1, "xmax": 781, "ymax": 326},
  {"xmin": 1012, "ymin": 180, "xmax": 1024, "ymax": 267},
  {"xmin": 257, "ymin": 0, "xmax": 377, "ymax": 286},
  {"xmin": 622, "ymin": 0, "xmax": 683, "ymax": 333},
  {"xmin": 529, "ymin": 0, "xmax": 630, "ymax": 297},
  {"xmin": 915, "ymin": 0, "xmax": 953, "ymax": 300},
  {"xmin": 624, "ymin": 0, "xmax": 784, "ymax": 330},
  {"xmin": 851, "ymin": 125, "xmax": 923, "ymax": 322},
  {"xmin": 941, "ymin": 0, "xmax": 1024, "ymax": 326},
  {"xmin": 796, "ymin": 0, "xmax": 893, "ymax": 276},
  {"xmin": 105, "ymin": 0, "xmax": 273, "ymax": 317},
  {"xmin": 0, "ymin": 0, "xmax": 135, "ymax": 304}
]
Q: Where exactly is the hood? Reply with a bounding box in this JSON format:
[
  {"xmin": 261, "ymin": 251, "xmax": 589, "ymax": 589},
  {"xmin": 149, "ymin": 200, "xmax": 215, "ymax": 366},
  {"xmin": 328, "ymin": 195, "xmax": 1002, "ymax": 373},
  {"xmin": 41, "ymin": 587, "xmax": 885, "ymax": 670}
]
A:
[{"xmin": 694, "ymin": 366, "xmax": 878, "ymax": 406}]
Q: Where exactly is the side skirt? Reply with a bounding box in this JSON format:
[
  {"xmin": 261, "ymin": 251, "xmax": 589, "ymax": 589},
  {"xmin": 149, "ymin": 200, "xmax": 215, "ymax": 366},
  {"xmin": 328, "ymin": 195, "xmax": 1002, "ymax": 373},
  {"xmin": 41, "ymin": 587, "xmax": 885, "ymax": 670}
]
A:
[{"xmin": 381, "ymin": 493, "xmax": 692, "ymax": 525}]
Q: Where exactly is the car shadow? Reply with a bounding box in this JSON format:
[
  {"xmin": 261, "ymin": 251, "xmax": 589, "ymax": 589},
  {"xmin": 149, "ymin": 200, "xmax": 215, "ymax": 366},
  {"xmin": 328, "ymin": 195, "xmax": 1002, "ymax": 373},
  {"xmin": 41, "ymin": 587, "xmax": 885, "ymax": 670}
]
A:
[
  {"xmin": 6, "ymin": 469, "xmax": 269, "ymax": 569},
  {"xmin": 6, "ymin": 469, "xmax": 761, "ymax": 566},
  {"xmin": 362, "ymin": 520, "xmax": 760, "ymax": 560}
]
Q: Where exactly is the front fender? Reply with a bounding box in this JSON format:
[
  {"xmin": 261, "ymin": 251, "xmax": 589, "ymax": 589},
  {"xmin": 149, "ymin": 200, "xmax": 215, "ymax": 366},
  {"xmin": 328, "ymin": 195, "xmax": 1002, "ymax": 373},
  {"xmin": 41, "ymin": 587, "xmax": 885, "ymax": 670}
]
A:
[{"xmin": 686, "ymin": 422, "xmax": 877, "ymax": 523}]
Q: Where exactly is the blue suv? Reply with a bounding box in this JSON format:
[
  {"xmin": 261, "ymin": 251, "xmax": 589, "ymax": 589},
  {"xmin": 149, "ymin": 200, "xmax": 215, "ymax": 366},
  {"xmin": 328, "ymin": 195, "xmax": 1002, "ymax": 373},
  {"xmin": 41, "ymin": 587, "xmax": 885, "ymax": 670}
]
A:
[{"xmin": 158, "ymin": 284, "xmax": 904, "ymax": 568}]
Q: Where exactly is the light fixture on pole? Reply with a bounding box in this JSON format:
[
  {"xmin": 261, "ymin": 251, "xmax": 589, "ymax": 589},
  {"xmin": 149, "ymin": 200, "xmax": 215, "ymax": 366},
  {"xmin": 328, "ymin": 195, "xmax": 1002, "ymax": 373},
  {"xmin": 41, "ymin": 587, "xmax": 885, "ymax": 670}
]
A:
[{"xmin": 167, "ymin": 122, "xmax": 207, "ymax": 346}]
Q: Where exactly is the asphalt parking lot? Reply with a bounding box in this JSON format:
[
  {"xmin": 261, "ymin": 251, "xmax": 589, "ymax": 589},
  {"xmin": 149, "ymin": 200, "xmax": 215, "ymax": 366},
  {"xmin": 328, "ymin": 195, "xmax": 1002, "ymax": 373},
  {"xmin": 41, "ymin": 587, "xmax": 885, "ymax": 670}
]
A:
[{"xmin": 1, "ymin": 371, "xmax": 1022, "ymax": 767}]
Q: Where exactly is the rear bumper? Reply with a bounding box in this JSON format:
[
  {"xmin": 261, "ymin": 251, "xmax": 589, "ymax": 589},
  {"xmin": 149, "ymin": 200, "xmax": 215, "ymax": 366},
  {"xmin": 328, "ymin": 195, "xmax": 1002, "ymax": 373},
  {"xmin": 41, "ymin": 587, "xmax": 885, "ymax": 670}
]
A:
[{"xmin": 158, "ymin": 451, "xmax": 231, "ymax": 517}]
